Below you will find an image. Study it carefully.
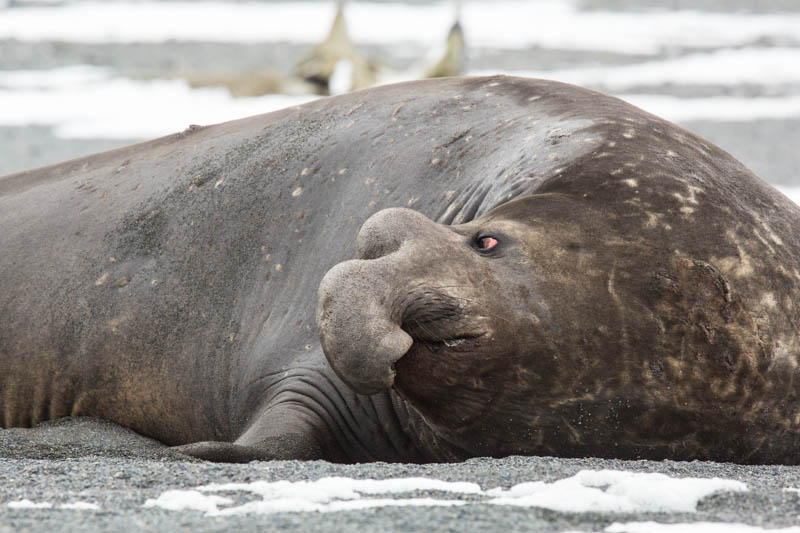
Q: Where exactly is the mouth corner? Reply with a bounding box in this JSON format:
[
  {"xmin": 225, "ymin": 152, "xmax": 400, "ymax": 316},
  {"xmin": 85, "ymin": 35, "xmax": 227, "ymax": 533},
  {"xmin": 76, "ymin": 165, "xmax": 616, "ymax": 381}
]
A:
[{"xmin": 404, "ymin": 330, "xmax": 487, "ymax": 354}]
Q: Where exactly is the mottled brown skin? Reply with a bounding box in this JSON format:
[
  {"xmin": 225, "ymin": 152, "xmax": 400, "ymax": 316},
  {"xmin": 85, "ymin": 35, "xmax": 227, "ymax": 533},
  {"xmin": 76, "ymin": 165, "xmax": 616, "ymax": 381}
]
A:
[
  {"xmin": 323, "ymin": 192, "xmax": 800, "ymax": 462},
  {"xmin": 2, "ymin": 76, "xmax": 800, "ymax": 464}
]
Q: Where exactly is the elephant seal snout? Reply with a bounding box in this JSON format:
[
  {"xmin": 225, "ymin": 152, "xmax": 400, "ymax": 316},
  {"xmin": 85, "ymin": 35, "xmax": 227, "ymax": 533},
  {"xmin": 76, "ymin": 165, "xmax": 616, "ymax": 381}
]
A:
[
  {"xmin": 317, "ymin": 207, "xmax": 464, "ymax": 394},
  {"xmin": 317, "ymin": 258, "xmax": 413, "ymax": 395}
]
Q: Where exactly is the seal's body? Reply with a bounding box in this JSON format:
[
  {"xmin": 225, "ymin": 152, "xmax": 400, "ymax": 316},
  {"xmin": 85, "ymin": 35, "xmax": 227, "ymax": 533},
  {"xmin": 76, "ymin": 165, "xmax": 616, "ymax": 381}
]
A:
[{"xmin": 2, "ymin": 77, "xmax": 799, "ymax": 464}]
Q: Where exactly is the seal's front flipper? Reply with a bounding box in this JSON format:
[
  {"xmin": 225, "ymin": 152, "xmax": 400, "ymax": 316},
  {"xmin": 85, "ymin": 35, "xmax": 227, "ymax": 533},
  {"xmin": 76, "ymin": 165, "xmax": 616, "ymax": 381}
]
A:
[
  {"xmin": 172, "ymin": 442, "xmax": 264, "ymax": 463},
  {"xmin": 172, "ymin": 433, "xmax": 323, "ymax": 463}
]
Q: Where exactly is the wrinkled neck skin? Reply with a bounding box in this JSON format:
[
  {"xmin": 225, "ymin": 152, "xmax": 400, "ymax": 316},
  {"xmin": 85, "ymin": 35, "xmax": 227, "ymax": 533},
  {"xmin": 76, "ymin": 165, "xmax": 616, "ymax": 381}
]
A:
[{"xmin": 231, "ymin": 352, "xmax": 460, "ymax": 463}]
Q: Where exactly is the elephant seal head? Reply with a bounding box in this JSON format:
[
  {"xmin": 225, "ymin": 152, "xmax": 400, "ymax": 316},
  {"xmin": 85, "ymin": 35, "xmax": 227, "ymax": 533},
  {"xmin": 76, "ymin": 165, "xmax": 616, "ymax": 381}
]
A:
[
  {"xmin": 317, "ymin": 194, "xmax": 619, "ymax": 457},
  {"xmin": 317, "ymin": 186, "xmax": 790, "ymax": 461}
]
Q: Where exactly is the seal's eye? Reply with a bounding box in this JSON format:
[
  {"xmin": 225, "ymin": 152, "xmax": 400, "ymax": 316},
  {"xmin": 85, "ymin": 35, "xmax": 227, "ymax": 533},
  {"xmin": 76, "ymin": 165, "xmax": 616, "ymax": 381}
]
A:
[{"xmin": 476, "ymin": 235, "xmax": 499, "ymax": 251}]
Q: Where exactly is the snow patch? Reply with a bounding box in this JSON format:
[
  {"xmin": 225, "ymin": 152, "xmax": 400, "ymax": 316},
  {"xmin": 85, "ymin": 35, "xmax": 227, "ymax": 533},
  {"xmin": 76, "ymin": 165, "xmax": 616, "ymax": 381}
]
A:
[
  {"xmin": 212, "ymin": 497, "xmax": 467, "ymax": 516},
  {"xmin": 144, "ymin": 491, "xmax": 233, "ymax": 513},
  {"xmin": 0, "ymin": 65, "xmax": 109, "ymax": 89},
  {"xmin": 6, "ymin": 499, "xmax": 53, "ymax": 509},
  {"xmin": 607, "ymin": 522, "xmax": 800, "ymax": 533},
  {"xmin": 487, "ymin": 470, "xmax": 746, "ymax": 513},
  {"xmin": 143, "ymin": 471, "xmax": 745, "ymax": 516},
  {"xmin": 58, "ymin": 502, "xmax": 101, "ymax": 511},
  {"xmin": 476, "ymin": 48, "xmax": 800, "ymax": 90},
  {"xmin": 3, "ymin": 65, "xmax": 799, "ymax": 140},
  {"xmin": 618, "ymin": 94, "xmax": 800, "ymax": 123},
  {"xmin": 0, "ymin": 68, "xmax": 316, "ymax": 139},
  {"xmin": 6, "ymin": 499, "xmax": 101, "ymax": 511},
  {"xmin": 200, "ymin": 477, "xmax": 483, "ymax": 497},
  {"xmin": 0, "ymin": 1, "xmax": 799, "ymax": 54},
  {"xmin": 144, "ymin": 477, "xmax": 475, "ymax": 516}
]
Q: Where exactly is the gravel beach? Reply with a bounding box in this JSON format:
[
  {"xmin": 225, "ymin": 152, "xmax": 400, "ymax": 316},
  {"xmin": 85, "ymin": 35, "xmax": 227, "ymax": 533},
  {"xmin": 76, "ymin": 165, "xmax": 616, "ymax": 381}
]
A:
[{"xmin": 3, "ymin": 418, "xmax": 800, "ymax": 533}]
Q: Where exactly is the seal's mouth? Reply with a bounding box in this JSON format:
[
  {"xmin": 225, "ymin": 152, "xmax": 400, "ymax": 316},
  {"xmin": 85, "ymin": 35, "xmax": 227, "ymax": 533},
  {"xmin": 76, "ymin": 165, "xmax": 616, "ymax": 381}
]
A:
[
  {"xmin": 393, "ymin": 329, "xmax": 487, "ymax": 381},
  {"xmin": 391, "ymin": 331, "xmax": 488, "ymax": 402},
  {"xmin": 412, "ymin": 333, "xmax": 486, "ymax": 353},
  {"xmin": 397, "ymin": 295, "xmax": 487, "ymax": 361},
  {"xmin": 400, "ymin": 311, "xmax": 485, "ymax": 353}
]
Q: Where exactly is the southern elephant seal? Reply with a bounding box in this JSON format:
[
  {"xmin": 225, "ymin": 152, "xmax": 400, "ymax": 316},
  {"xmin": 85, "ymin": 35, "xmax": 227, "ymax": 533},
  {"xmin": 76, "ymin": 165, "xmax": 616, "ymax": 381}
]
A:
[{"xmin": 2, "ymin": 76, "xmax": 799, "ymax": 464}]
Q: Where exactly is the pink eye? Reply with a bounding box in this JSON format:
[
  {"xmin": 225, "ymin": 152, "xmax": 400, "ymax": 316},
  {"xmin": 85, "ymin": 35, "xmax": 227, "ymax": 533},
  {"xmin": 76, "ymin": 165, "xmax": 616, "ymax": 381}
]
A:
[{"xmin": 477, "ymin": 236, "xmax": 498, "ymax": 250}]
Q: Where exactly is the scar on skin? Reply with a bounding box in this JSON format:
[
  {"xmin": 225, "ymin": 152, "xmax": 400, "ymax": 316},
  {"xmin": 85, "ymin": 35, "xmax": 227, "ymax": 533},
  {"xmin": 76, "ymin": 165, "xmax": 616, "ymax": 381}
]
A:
[
  {"xmin": 673, "ymin": 184, "xmax": 703, "ymax": 205},
  {"xmin": 760, "ymin": 292, "xmax": 777, "ymax": 308},
  {"xmin": 713, "ymin": 232, "xmax": 755, "ymax": 277},
  {"xmin": 761, "ymin": 220, "xmax": 784, "ymax": 246}
]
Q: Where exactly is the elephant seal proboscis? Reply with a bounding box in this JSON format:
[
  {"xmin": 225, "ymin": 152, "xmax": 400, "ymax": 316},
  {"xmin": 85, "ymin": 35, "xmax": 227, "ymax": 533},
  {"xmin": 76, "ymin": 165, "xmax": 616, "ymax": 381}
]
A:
[{"xmin": 2, "ymin": 76, "xmax": 799, "ymax": 464}]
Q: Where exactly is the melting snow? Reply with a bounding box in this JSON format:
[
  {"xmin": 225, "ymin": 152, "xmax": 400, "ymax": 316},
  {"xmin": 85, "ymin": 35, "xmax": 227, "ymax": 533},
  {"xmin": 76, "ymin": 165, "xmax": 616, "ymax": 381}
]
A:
[
  {"xmin": 607, "ymin": 522, "xmax": 800, "ymax": 533},
  {"xmin": 619, "ymin": 94, "xmax": 800, "ymax": 123},
  {"xmin": 2, "ymin": 63, "xmax": 799, "ymax": 141},
  {"xmin": 6, "ymin": 499, "xmax": 53, "ymax": 509},
  {"xmin": 58, "ymin": 502, "xmax": 101, "ymax": 511},
  {"xmin": 1, "ymin": 0, "xmax": 799, "ymax": 54},
  {"xmin": 144, "ymin": 476, "xmax": 479, "ymax": 516},
  {"xmin": 479, "ymin": 48, "xmax": 800, "ymax": 90},
  {"xmin": 0, "ymin": 67, "xmax": 316, "ymax": 139},
  {"xmin": 142, "ymin": 470, "xmax": 746, "ymax": 516},
  {"xmin": 143, "ymin": 491, "xmax": 234, "ymax": 513},
  {"xmin": 486, "ymin": 469, "xmax": 746, "ymax": 513}
]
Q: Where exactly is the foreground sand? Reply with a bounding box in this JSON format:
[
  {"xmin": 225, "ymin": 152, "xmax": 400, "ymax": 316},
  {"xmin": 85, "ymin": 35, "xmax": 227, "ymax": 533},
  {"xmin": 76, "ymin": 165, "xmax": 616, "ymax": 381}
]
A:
[{"xmin": 1, "ymin": 417, "xmax": 800, "ymax": 532}]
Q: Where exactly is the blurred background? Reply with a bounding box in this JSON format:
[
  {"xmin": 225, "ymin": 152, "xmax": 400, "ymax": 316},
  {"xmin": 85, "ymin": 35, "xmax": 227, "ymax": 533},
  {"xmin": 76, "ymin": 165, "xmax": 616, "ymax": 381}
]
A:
[{"xmin": 0, "ymin": 0, "xmax": 798, "ymax": 200}]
